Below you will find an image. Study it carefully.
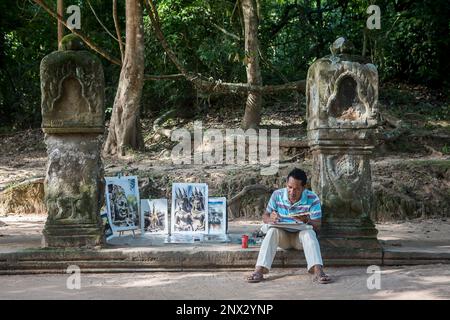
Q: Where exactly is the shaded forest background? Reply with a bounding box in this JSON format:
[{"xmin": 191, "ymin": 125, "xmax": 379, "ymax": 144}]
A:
[
  {"xmin": 0, "ymin": 0, "xmax": 449, "ymax": 222},
  {"xmin": 0, "ymin": 0, "xmax": 449, "ymax": 132}
]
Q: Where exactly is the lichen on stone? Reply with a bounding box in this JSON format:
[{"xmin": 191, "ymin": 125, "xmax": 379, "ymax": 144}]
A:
[{"xmin": 59, "ymin": 34, "xmax": 85, "ymax": 51}]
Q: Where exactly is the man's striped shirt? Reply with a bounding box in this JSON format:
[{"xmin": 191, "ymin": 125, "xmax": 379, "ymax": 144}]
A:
[{"xmin": 266, "ymin": 188, "xmax": 322, "ymax": 223}]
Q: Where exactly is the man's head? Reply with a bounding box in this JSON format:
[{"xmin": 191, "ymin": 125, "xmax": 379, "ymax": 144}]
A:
[{"xmin": 286, "ymin": 168, "xmax": 307, "ymax": 204}]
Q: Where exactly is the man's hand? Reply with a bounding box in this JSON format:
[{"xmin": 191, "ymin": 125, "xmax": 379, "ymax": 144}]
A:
[
  {"xmin": 292, "ymin": 215, "xmax": 310, "ymax": 224},
  {"xmin": 270, "ymin": 211, "xmax": 281, "ymax": 223},
  {"xmin": 262, "ymin": 211, "xmax": 280, "ymax": 224},
  {"xmin": 292, "ymin": 215, "xmax": 321, "ymax": 232}
]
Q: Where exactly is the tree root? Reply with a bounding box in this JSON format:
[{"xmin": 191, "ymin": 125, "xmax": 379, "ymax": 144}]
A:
[{"xmin": 228, "ymin": 184, "xmax": 272, "ymax": 218}]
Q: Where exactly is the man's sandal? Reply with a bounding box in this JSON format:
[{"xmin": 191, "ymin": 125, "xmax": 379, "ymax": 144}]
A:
[
  {"xmin": 312, "ymin": 273, "xmax": 332, "ymax": 284},
  {"xmin": 246, "ymin": 271, "xmax": 264, "ymax": 283}
]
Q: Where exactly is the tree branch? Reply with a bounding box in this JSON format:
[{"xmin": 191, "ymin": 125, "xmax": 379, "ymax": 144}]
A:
[
  {"xmin": 228, "ymin": 184, "xmax": 271, "ymax": 207},
  {"xmin": 145, "ymin": 0, "xmax": 189, "ymax": 75},
  {"xmin": 211, "ymin": 22, "xmax": 241, "ymax": 41},
  {"xmin": 230, "ymin": 0, "xmax": 240, "ymax": 23},
  {"xmin": 269, "ymin": 3, "xmax": 296, "ymax": 38},
  {"xmin": 113, "ymin": 0, "xmax": 125, "ymax": 61},
  {"xmin": 32, "ymin": 0, "xmax": 121, "ymax": 65},
  {"xmin": 193, "ymin": 78, "xmax": 306, "ymax": 94},
  {"xmin": 87, "ymin": 0, "xmax": 118, "ymax": 42},
  {"xmin": 144, "ymin": 73, "xmax": 185, "ymax": 80},
  {"xmin": 145, "ymin": 0, "xmax": 306, "ymax": 95}
]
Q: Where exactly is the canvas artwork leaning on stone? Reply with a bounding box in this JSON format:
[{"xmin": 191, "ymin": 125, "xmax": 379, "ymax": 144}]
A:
[{"xmin": 105, "ymin": 176, "xmax": 140, "ymax": 234}]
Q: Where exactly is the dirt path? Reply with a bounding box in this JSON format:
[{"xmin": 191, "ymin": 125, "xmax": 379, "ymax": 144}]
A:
[
  {"xmin": 0, "ymin": 265, "xmax": 449, "ymax": 299},
  {"xmin": 1, "ymin": 216, "xmax": 449, "ymax": 300}
]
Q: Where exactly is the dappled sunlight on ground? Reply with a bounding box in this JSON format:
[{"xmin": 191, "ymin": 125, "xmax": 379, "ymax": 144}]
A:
[
  {"xmin": 1, "ymin": 265, "xmax": 449, "ymax": 299},
  {"xmin": 376, "ymin": 218, "xmax": 450, "ymax": 247},
  {"xmin": 0, "ymin": 215, "xmax": 449, "ymax": 299}
]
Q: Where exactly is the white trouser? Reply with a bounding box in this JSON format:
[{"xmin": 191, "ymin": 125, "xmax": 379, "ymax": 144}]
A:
[{"xmin": 256, "ymin": 227, "xmax": 323, "ymax": 272}]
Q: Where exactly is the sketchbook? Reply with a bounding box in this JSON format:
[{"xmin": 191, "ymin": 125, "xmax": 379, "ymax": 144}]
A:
[
  {"xmin": 268, "ymin": 222, "xmax": 313, "ymax": 232},
  {"xmin": 289, "ymin": 212, "xmax": 311, "ymax": 218}
]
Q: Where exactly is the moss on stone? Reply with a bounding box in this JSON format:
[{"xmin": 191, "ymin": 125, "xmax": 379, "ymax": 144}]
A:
[
  {"xmin": 59, "ymin": 34, "xmax": 85, "ymax": 51},
  {"xmin": 41, "ymin": 50, "xmax": 102, "ymax": 73}
]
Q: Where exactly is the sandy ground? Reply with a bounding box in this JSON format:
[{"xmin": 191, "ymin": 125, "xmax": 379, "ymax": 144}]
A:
[
  {"xmin": 0, "ymin": 265, "xmax": 449, "ymax": 300},
  {"xmin": 0, "ymin": 216, "xmax": 450, "ymax": 299},
  {"xmin": 0, "ymin": 215, "xmax": 45, "ymax": 253}
]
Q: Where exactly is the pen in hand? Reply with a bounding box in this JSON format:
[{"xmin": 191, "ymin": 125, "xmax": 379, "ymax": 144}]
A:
[{"xmin": 270, "ymin": 211, "xmax": 281, "ymax": 224}]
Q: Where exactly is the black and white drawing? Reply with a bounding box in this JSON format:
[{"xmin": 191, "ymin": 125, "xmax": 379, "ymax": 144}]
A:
[
  {"xmin": 171, "ymin": 183, "xmax": 208, "ymax": 234},
  {"xmin": 105, "ymin": 176, "xmax": 140, "ymax": 233},
  {"xmin": 141, "ymin": 199, "xmax": 168, "ymax": 234},
  {"xmin": 208, "ymin": 197, "xmax": 227, "ymax": 235}
]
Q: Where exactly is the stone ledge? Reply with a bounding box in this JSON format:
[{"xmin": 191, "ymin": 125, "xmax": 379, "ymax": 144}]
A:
[
  {"xmin": 382, "ymin": 248, "xmax": 450, "ymax": 266},
  {"xmin": 0, "ymin": 243, "xmax": 448, "ymax": 274},
  {"xmin": 0, "ymin": 248, "xmax": 376, "ymax": 274}
]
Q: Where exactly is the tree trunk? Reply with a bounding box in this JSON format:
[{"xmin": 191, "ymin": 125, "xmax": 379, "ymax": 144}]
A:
[
  {"xmin": 362, "ymin": 28, "xmax": 367, "ymax": 57},
  {"xmin": 57, "ymin": 0, "xmax": 64, "ymax": 46},
  {"xmin": 241, "ymin": 0, "xmax": 262, "ymax": 130},
  {"xmin": 104, "ymin": 0, "xmax": 145, "ymax": 156},
  {"xmin": 315, "ymin": 0, "xmax": 324, "ymax": 57}
]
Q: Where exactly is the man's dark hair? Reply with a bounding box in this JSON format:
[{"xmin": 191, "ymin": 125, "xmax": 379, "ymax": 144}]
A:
[{"xmin": 287, "ymin": 168, "xmax": 307, "ymax": 186}]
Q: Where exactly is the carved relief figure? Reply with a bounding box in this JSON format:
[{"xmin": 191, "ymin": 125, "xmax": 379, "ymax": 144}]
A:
[{"xmin": 171, "ymin": 183, "xmax": 208, "ymax": 234}]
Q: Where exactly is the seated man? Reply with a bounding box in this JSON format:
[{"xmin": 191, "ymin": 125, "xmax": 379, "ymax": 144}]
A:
[{"xmin": 247, "ymin": 168, "xmax": 332, "ymax": 284}]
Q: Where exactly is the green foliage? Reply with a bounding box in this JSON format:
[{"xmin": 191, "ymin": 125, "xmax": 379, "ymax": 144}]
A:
[
  {"xmin": 142, "ymin": 0, "xmax": 246, "ymax": 116},
  {"xmin": 0, "ymin": 0, "xmax": 55, "ymax": 131},
  {"xmin": 370, "ymin": 0, "xmax": 450, "ymax": 86},
  {"xmin": 442, "ymin": 145, "xmax": 450, "ymax": 155},
  {"xmin": 0, "ymin": 0, "xmax": 122, "ymax": 131},
  {"xmin": 0, "ymin": 0, "xmax": 448, "ymax": 131}
]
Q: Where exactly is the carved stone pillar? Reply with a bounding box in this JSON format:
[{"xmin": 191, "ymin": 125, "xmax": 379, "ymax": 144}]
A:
[
  {"xmin": 306, "ymin": 38, "xmax": 381, "ymax": 260},
  {"xmin": 40, "ymin": 36, "xmax": 105, "ymax": 247}
]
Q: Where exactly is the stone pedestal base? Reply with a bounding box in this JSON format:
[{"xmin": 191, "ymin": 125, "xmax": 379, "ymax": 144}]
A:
[
  {"xmin": 320, "ymin": 218, "xmax": 378, "ymax": 238},
  {"xmin": 42, "ymin": 222, "xmax": 104, "ymax": 248},
  {"xmin": 41, "ymin": 134, "xmax": 105, "ymax": 248},
  {"xmin": 318, "ymin": 218, "xmax": 382, "ymax": 263},
  {"xmin": 320, "ymin": 238, "xmax": 382, "ymax": 260}
]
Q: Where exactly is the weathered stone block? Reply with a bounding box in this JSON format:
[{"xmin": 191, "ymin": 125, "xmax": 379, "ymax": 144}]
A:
[
  {"xmin": 40, "ymin": 38, "xmax": 105, "ymax": 248},
  {"xmin": 306, "ymin": 39, "xmax": 378, "ymax": 147},
  {"xmin": 306, "ymin": 38, "xmax": 380, "ymax": 253},
  {"xmin": 40, "ymin": 46, "xmax": 104, "ymax": 134}
]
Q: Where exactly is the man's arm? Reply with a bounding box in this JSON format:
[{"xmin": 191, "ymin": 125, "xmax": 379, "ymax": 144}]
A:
[
  {"xmin": 293, "ymin": 215, "xmax": 321, "ymax": 232},
  {"xmin": 262, "ymin": 212, "xmax": 270, "ymax": 224},
  {"xmin": 263, "ymin": 191, "xmax": 281, "ymax": 224},
  {"xmin": 262, "ymin": 211, "xmax": 280, "ymax": 224},
  {"xmin": 301, "ymin": 192, "xmax": 323, "ymax": 233},
  {"xmin": 308, "ymin": 218, "xmax": 321, "ymax": 233}
]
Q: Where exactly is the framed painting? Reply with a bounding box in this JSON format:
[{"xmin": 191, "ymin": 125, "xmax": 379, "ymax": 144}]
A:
[
  {"xmin": 208, "ymin": 197, "xmax": 227, "ymax": 235},
  {"xmin": 171, "ymin": 183, "xmax": 208, "ymax": 234},
  {"xmin": 141, "ymin": 199, "xmax": 169, "ymax": 234},
  {"xmin": 105, "ymin": 176, "xmax": 140, "ymax": 233}
]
